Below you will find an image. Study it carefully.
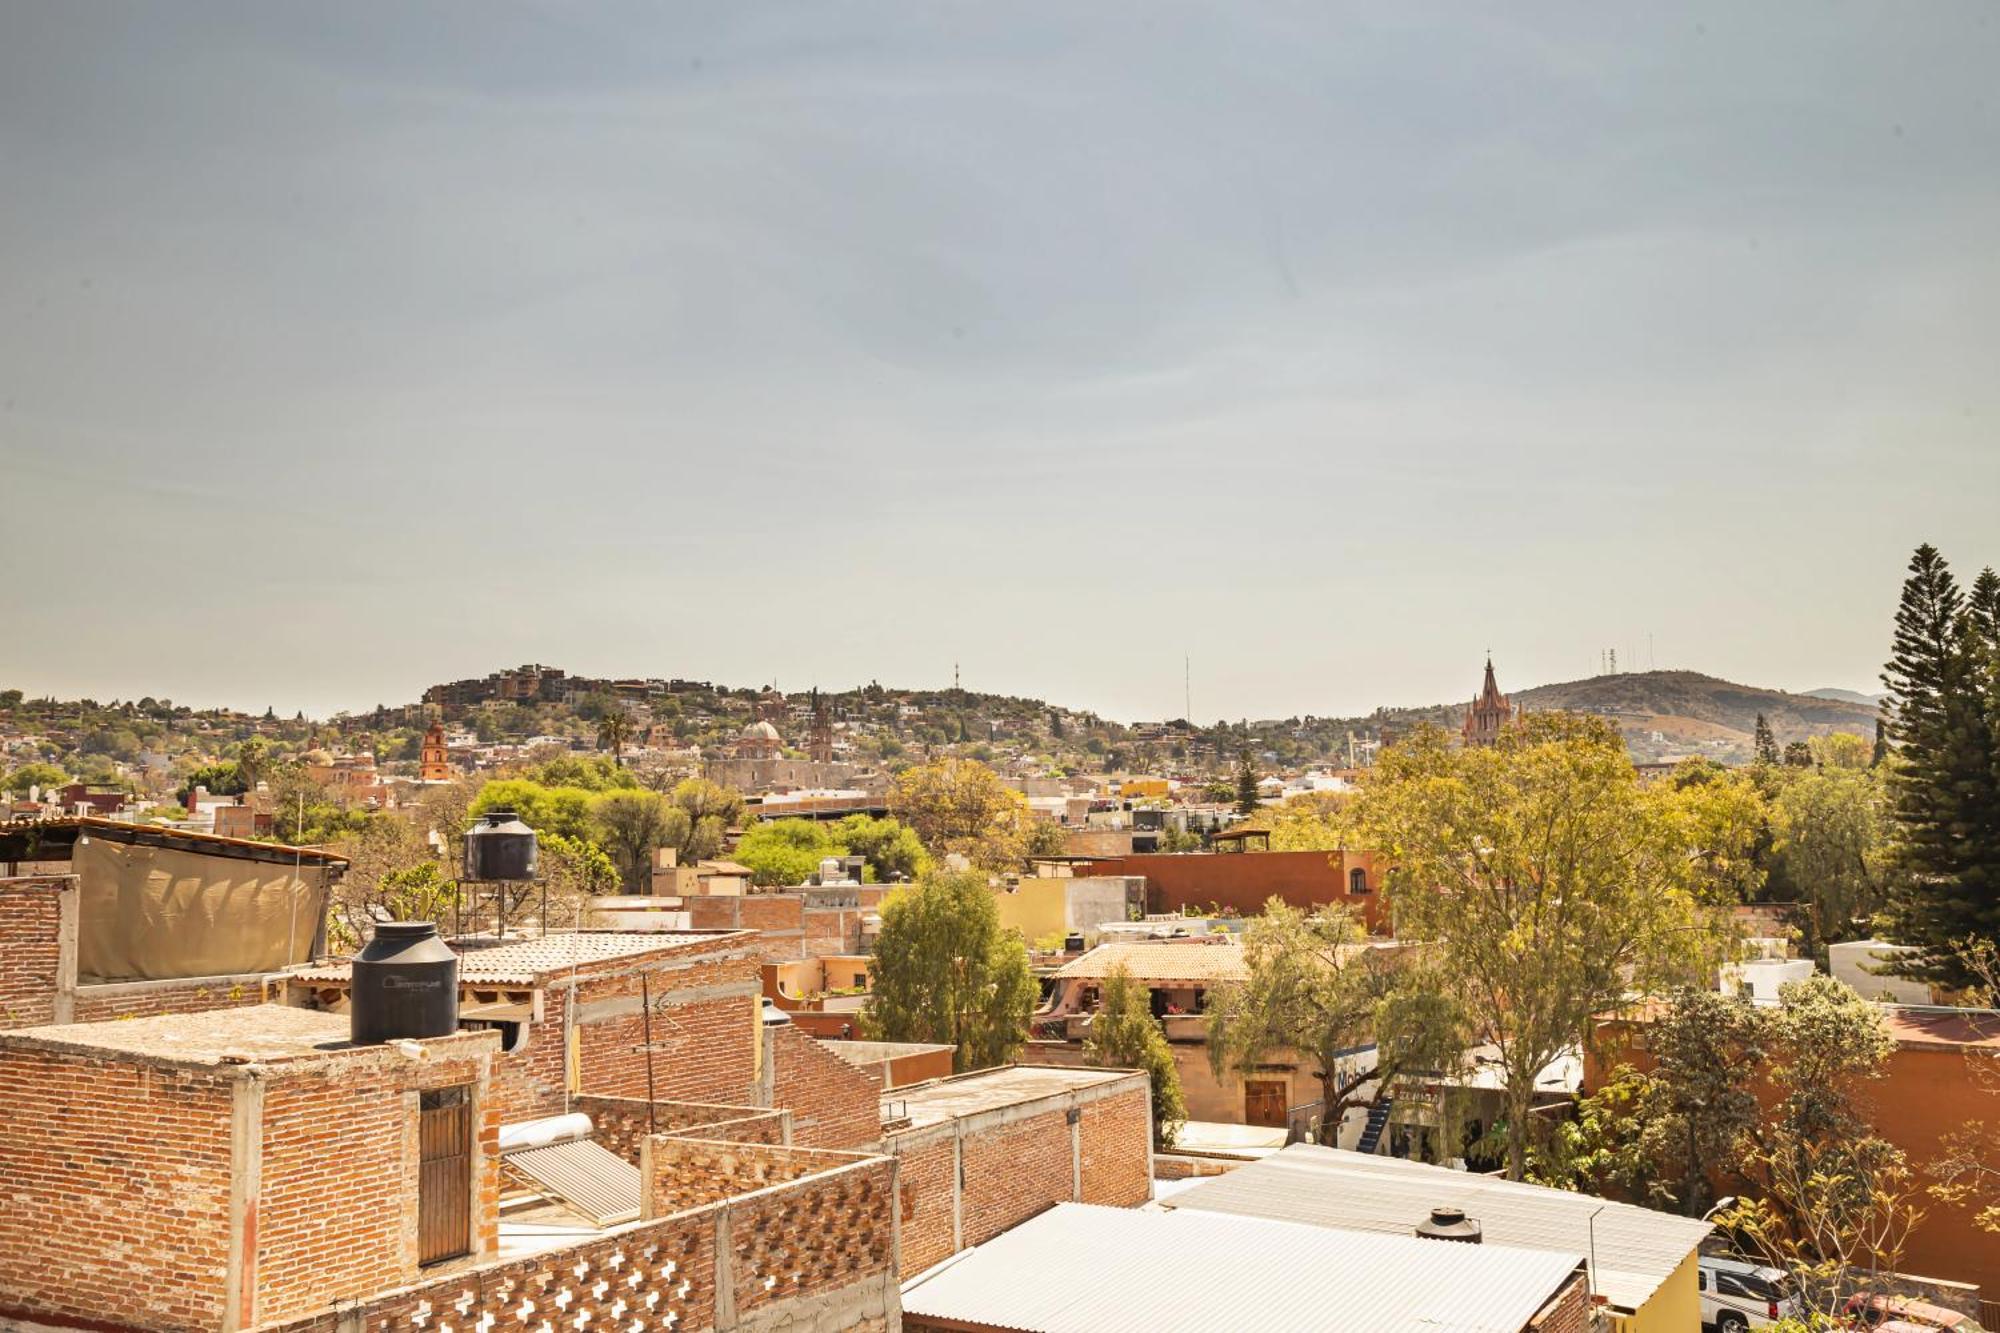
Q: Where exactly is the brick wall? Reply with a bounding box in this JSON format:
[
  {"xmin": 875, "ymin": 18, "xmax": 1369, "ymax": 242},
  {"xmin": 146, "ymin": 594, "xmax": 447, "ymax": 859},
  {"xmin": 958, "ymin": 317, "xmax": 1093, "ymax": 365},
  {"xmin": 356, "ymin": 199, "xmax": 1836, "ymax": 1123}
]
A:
[
  {"xmin": 771, "ymin": 1022, "xmax": 885, "ymax": 1149},
  {"xmin": 891, "ymin": 1135, "xmax": 959, "ymax": 1276},
  {"xmin": 574, "ymin": 1094, "xmax": 789, "ymax": 1163},
  {"xmin": 486, "ymin": 953, "xmax": 764, "ymax": 1124},
  {"xmin": 886, "ymin": 1073, "xmax": 1153, "ymax": 1279},
  {"xmin": 72, "ymin": 974, "xmax": 271, "ymax": 1024},
  {"xmin": 0, "ymin": 876, "xmax": 71, "ymax": 1029},
  {"xmin": 642, "ymin": 1137, "xmax": 863, "ymax": 1216},
  {"xmin": 0, "ymin": 1046, "xmax": 235, "ymax": 1332},
  {"xmin": 250, "ymin": 1151, "xmax": 900, "ymax": 1333},
  {"xmin": 253, "ymin": 1048, "xmax": 500, "ymax": 1326},
  {"xmin": 1528, "ymin": 1270, "xmax": 1592, "ymax": 1333}
]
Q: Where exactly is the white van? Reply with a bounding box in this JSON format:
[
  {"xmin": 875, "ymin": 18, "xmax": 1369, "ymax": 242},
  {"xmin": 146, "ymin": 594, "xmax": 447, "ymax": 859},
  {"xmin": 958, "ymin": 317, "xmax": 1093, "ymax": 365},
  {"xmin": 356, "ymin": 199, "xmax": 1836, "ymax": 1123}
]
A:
[{"xmin": 1699, "ymin": 1256, "xmax": 1801, "ymax": 1331}]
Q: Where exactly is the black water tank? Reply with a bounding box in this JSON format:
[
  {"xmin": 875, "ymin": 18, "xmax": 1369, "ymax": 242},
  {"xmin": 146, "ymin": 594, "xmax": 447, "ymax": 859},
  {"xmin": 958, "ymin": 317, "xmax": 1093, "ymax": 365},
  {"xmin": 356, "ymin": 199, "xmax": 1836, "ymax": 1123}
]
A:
[
  {"xmin": 350, "ymin": 921, "xmax": 459, "ymax": 1044},
  {"xmin": 1414, "ymin": 1206, "xmax": 1482, "ymax": 1244},
  {"xmin": 464, "ymin": 810, "xmax": 538, "ymax": 881}
]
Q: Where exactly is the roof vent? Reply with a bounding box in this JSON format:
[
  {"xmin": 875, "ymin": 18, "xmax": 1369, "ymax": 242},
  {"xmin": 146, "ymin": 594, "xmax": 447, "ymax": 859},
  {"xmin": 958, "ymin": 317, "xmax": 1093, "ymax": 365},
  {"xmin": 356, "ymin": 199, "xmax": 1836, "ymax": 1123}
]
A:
[{"xmin": 1414, "ymin": 1206, "xmax": 1482, "ymax": 1244}]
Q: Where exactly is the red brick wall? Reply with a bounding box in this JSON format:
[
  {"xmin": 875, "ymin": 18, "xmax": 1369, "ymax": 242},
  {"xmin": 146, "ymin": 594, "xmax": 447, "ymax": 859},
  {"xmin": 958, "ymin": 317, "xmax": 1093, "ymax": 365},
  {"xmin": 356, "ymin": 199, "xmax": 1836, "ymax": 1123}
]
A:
[
  {"xmin": 254, "ymin": 1049, "xmax": 500, "ymax": 1325},
  {"xmin": 1079, "ymin": 1089, "xmax": 1153, "ymax": 1206},
  {"xmin": 892, "ymin": 1135, "xmax": 959, "ymax": 1276},
  {"xmin": 0, "ymin": 1046, "xmax": 235, "ymax": 1332},
  {"xmin": 887, "ymin": 1076, "xmax": 1152, "ymax": 1279},
  {"xmin": 959, "ymin": 1107, "xmax": 1077, "ymax": 1248},
  {"xmin": 575, "ymin": 1094, "xmax": 788, "ymax": 1162},
  {"xmin": 0, "ymin": 876, "xmax": 69, "ymax": 1030},
  {"xmin": 487, "ymin": 954, "xmax": 764, "ymax": 1123},
  {"xmin": 771, "ymin": 1022, "xmax": 884, "ymax": 1149},
  {"xmin": 1081, "ymin": 850, "xmax": 1388, "ymax": 932},
  {"xmin": 71, "ymin": 975, "xmax": 270, "ymax": 1024},
  {"xmin": 1529, "ymin": 1271, "xmax": 1592, "ymax": 1332}
]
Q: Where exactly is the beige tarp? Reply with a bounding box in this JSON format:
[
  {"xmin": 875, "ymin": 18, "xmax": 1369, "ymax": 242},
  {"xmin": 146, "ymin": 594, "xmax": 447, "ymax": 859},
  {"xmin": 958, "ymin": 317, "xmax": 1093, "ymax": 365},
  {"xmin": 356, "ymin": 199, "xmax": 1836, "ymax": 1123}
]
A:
[{"xmin": 76, "ymin": 837, "xmax": 330, "ymax": 982}]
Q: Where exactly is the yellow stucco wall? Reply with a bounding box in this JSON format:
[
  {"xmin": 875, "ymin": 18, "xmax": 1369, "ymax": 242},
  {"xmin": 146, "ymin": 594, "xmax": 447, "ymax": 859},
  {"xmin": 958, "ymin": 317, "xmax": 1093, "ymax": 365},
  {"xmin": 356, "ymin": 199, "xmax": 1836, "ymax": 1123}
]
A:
[
  {"xmin": 1610, "ymin": 1248, "xmax": 1700, "ymax": 1333},
  {"xmin": 993, "ymin": 879, "xmax": 1069, "ymax": 943}
]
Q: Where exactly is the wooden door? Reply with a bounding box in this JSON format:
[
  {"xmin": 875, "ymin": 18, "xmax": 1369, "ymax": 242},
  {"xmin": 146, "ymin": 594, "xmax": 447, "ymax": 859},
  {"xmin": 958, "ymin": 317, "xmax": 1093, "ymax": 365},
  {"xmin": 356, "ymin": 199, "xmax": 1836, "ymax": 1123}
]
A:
[
  {"xmin": 418, "ymin": 1087, "xmax": 472, "ymax": 1266},
  {"xmin": 1244, "ymin": 1079, "xmax": 1288, "ymax": 1128}
]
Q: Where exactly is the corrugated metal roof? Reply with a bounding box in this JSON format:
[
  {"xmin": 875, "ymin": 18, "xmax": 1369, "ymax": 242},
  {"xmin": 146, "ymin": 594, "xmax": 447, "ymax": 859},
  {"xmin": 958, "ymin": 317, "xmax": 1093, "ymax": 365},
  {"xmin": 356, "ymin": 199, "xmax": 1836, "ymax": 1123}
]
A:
[
  {"xmin": 1051, "ymin": 939, "xmax": 1248, "ymax": 984},
  {"xmin": 501, "ymin": 1138, "xmax": 640, "ymax": 1226},
  {"xmin": 900, "ymin": 1203, "xmax": 1585, "ymax": 1332},
  {"xmin": 1166, "ymin": 1144, "xmax": 1710, "ymax": 1314},
  {"xmin": 295, "ymin": 931, "xmax": 722, "ymax": 985}
]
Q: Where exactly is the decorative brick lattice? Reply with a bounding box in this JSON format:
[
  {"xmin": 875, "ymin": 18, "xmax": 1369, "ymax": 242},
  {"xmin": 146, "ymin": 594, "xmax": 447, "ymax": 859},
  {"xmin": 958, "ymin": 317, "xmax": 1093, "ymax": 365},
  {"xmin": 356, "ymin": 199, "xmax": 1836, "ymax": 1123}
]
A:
[{"xmin": 733, "ymin": 1164, "xmax": 893, "ymax": 1315}]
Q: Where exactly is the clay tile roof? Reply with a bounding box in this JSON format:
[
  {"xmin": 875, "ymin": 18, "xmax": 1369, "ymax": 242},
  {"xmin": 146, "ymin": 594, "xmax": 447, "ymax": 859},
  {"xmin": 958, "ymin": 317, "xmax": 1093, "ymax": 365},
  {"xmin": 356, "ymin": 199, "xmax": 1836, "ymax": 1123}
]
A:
[{"xmin": 1052, "ymin": 939, "xmax": 1248, "ymax": 985}]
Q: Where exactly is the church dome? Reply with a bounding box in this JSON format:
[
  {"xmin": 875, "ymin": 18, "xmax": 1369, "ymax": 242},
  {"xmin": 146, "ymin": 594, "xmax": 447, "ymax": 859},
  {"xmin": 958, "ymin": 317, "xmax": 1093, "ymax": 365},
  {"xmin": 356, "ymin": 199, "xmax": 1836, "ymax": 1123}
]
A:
[{"xmin": 741, "ymin": 720, "xmax": 781, "ymax": 741}]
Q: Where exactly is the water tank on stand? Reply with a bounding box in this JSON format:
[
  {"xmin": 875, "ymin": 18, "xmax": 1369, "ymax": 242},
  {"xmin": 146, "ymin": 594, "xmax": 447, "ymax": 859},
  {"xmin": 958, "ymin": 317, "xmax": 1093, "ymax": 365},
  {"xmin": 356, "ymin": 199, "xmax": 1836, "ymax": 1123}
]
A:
[
  {"xmin": 350, "ymin": 920, "xmax": 459, "ymax": 1044},
  {"xmin": 464, "ymin": 810, "xmax": 539, "ymax": 882}
]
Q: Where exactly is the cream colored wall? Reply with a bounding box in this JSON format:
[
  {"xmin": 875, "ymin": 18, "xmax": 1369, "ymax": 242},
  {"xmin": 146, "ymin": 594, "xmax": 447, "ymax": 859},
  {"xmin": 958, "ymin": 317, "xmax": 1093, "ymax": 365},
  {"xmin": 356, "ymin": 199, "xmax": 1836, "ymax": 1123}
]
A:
[
  {"xmin": 1610, "ymin": 1249, "xmax": 1699, "ymax": 1333},
  {"xmin": 994, "ymin": 879, "xmax": 1068, "ymax": 944}
]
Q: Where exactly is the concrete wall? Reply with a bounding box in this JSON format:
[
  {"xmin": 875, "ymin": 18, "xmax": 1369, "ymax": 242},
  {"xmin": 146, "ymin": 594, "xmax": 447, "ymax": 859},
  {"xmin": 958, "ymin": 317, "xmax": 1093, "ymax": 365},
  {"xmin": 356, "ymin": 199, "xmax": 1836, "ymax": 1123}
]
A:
[{"xmin": 1077, "ymin": 850, "xmax": 1388, "ymax": 933}]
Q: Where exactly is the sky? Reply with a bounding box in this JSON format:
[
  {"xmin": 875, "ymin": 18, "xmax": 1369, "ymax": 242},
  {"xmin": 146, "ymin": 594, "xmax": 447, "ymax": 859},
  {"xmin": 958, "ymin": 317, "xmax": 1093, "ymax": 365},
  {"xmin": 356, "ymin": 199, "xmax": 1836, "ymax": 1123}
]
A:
[{"xmin": 2, "ymin": 3, "xmax": 1997, "ymax": 723}]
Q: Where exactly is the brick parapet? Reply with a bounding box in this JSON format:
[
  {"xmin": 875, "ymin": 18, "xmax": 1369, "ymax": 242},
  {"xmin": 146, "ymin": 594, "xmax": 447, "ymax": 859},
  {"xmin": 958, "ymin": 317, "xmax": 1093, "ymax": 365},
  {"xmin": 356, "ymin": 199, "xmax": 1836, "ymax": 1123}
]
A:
[
  {"xmin": 771, "ymin": 1022, "xmax": 885, "ymax": 1149},
  {"xmin": 72, "ymin": 973, "xmax": 276, "ymax": 1023},
  {"xmin": 0, "ymin": 875, "xmax": 75, "ymax": 1029},
  {"xmin": 249, "ymin": 1150, "xmax": 899, "ymax": 1333},
  {"xmin": 575, "ymin": 1094, "xmax": 790, "ymax": 1163}
]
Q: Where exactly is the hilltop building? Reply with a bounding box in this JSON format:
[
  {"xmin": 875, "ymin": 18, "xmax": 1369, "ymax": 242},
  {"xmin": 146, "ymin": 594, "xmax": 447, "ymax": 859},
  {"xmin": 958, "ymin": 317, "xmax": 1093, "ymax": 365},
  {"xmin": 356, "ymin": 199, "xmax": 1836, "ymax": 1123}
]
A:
[{"xmin": 1463, "ymin": 656, "xmax": 1517, "ymax": 746}]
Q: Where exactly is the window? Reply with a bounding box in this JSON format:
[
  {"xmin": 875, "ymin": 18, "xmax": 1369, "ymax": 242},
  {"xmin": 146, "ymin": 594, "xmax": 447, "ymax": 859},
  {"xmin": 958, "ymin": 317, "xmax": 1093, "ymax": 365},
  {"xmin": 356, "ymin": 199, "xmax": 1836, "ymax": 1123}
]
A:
[{"xmin": 1349, "ymin": 868, "xmax": 1370, "ymax": 895}]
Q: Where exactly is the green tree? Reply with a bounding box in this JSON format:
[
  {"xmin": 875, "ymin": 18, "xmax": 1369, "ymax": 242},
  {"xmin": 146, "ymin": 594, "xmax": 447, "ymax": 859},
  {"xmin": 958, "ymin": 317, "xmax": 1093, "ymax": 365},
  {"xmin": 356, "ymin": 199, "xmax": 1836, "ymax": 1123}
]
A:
[
  {"xmin": 864, "ymin": 870, "xmax": 1036, "ymax": 1072},
  {"xmin": 596, "ymin": 710, "xmax": 630, "ymax": 764},
  {"xmin": 1772, "ymin": 765, "xmax": 1890, "ymax": 950},
  {"xmin": 1234, "ymin": 751, "xmax": 1260, "ymax": 815},
  {"xmin": 1356, "ymin": 715, "xmax": 1730, "ymax": 1179},
  {"xmin": 521, "ymin": 754, "xmax": 637, "ymax": 792},
  {"xmin": 2, "ymin": 761, "xmax": 70, "ymax": 796},
  {"xmin": 471, "ymin": 779, "xmax": 598, "ymax": 842},
  {"xmin": 1636, "ymin": 987, "xmax": 1769, "ymax": 1216},
  {"xmin": 1755, "ymin": 713, "xmax": 1781, "ymax": 766},
  {"xmin": 1084, "ymin": 962, "xmax": 1186, "ymax": 1149},
  {"xmin": 889, "ymin": 758, "xmax": 1032, "ymax": 872},
  {"xmin": 590, "ymin": 789, "xmax": 675, "ymax": 893},
  {"xmin": 1880, "ymin": 544, "xmax": 2000, "ymax": 989},
  {"xmin": 666, "ymin": 778, "xmax": 745, "ymax": 863},
  {"xmin": 234, "ymin": 736, "xmax": 271, "ymax": 792},
  {"xmin": 832, "ymin": 814, "xmax": 929, "ymax": 882},
  {"xmin": 1783, "ymin": 740, "xmax": 1814, "ymax": 768},
  {"xmin": 1206, "ymin": 899, "xmax": 1466, "ymax": 1147},
  {"xmin": 735, "ymin": 819, "xmax": 841, "ymax": 887},
  {"xmin": 1717, "ymin": 975, "xmax": 1913, "ymax": 1318}
]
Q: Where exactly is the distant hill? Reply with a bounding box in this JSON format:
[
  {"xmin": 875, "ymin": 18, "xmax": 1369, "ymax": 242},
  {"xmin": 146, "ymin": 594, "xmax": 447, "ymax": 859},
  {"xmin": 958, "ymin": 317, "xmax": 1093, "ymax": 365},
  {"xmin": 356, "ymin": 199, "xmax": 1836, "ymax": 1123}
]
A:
[
  {"xmin": 1802, "ymin": 686, "xmax": 1889, "ymax": 708},
  {"xmin": 1383, "ymin": 670, "xmax": 1879, "ymax": 765}
]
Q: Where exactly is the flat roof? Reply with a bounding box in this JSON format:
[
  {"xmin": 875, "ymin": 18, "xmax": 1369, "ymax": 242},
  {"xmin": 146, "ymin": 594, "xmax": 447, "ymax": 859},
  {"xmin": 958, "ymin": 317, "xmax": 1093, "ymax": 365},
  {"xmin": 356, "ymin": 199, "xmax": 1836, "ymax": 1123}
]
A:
[
  {"xmin": 0, "ymin": 1005, "xmax": 488, "ymax": 1070},
  {"xmin": 1165, "ymin": 1144, "xmax": 1709, "ymax": 1314},
  {"xmin": 891, "ymin": 1065, "xmax": 1137, "ymax": 1129},
  {"xmin": 1051, "ymin": 939, "xmax": 1248, "ymax": 984},
  {"xmin": 901, "ymin": 1202, "xmax": 1585, "ymax": 1333}
]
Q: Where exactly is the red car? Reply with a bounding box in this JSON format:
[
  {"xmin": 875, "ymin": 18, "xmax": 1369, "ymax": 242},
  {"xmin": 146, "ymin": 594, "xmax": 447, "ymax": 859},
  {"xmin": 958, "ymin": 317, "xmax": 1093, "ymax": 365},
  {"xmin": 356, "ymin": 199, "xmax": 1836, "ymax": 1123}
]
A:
[{"xmin": 1841, "ymin": 1293, "xmax": 1987, "ymax": 1332}]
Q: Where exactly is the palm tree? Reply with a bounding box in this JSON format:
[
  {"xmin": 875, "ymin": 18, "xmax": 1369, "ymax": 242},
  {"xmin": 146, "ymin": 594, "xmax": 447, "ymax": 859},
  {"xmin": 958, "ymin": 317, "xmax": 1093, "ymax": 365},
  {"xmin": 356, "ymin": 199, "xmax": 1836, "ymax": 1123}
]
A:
[{"xmin": 597, "ymin": 710, "xmax": 630, "ymax": 765}]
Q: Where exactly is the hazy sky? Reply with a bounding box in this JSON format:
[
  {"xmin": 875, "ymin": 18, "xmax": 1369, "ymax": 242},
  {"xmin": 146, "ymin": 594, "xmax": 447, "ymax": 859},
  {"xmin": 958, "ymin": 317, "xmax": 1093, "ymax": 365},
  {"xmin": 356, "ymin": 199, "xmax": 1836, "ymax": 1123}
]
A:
[{"xmin": 3, "ymin": 3, "xmax": 1997, "ymax": 723}]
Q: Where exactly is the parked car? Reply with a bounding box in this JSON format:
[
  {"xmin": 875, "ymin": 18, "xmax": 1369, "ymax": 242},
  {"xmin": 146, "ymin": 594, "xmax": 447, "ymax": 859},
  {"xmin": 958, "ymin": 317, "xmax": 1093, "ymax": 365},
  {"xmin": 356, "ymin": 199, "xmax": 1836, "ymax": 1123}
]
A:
[
  {"xmin": 1842, "ymin": 1293, "xmax": 1987, "ymax": 1331},
  {"xmin": 1700, "ymin": 1256, "xmax": 1801, "ymax": 1331}
]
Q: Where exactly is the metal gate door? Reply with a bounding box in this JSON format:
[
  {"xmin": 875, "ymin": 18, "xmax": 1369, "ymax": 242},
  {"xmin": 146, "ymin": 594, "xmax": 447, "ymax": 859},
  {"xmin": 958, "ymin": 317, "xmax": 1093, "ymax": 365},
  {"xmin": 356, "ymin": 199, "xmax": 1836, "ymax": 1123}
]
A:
[{"xmin": 418, "ymin": 1086, "xmax": 472, "ymax": 1266}]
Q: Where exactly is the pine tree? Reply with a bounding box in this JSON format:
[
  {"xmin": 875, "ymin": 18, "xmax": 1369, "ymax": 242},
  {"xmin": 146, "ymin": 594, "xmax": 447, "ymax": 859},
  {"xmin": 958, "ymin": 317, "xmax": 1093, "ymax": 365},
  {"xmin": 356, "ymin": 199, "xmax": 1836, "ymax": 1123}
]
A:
[
  {"xmin": 1881, "ymin": 545, "xmax": 2000, "ymax": 988},
  {"xmin": 1754, "ymin": 713, "xmax": 1780, "ymax": 766},
  {"xmin": 1235, "ymin": 751, "xmax": 1260, "ymax": 815}
]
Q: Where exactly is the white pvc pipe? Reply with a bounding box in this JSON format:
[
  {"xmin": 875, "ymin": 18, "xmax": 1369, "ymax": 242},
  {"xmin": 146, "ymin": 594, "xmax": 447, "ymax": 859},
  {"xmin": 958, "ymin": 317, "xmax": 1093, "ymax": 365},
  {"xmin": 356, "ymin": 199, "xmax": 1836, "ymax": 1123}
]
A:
[{"xmin": 497, "ymin": 1112, "xmax": 593, "ymax": 1153}]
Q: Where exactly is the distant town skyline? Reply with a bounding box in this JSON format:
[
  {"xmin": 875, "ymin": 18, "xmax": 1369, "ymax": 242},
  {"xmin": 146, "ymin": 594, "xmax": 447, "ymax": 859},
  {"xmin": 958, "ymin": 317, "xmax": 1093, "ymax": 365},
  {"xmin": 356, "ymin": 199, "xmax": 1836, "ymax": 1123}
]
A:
[{"xmin": 3, "ymin": 4, "xmax": 1995, "ymax": 722}]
